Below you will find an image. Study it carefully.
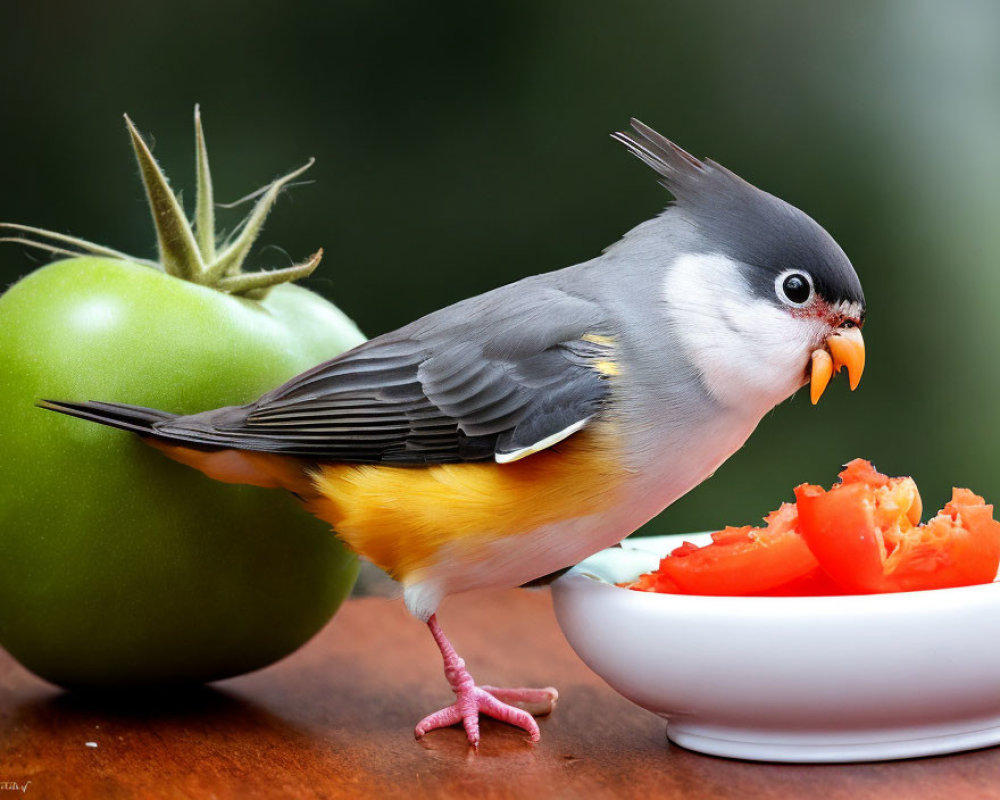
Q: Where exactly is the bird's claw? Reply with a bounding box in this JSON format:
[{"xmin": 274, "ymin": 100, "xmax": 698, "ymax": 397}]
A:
[
  {"xmin": 414, "ymin": 685, "xmax": 546, "ymax": 746},
  {"xmin": 479, "ymin": 685, "xmax": 558, "ymax": 717}
]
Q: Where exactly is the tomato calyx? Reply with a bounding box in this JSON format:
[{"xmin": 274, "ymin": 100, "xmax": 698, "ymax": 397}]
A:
[{"xmin": 0, "ymin": 106, "xmax": 321, "ymax": 299}]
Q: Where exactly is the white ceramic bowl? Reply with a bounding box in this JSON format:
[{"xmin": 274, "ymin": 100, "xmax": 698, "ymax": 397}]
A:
[{"xmin": 551, "ymin": 534, "xmax": 1000, "ymax": 763}]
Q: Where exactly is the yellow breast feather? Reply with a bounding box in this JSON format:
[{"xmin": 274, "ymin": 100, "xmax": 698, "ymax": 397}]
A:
[{"xmin": 306, "ymin": 424, "xmax": 623, "ymax": 582}]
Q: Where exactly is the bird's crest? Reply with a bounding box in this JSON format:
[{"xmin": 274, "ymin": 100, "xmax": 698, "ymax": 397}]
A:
[{"xmin": 612, "ymin": 119, "xmax": 754, "ymax": 210}]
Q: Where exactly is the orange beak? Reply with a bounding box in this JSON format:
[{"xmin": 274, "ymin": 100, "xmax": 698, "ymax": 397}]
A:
[{"xmin": 809, "ymin": 325, "xmax": 865, "ymax": 405}]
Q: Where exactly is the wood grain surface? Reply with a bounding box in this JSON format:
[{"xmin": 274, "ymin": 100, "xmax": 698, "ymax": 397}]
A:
[{"xmin": 3, "ymin": 588, "xmax": 1000, "ymax": 799}]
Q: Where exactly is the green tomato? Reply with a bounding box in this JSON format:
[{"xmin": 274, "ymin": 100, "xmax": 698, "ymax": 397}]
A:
[
  {"xmin": 0, "ymin": 257, "xmax": 364, "ymax": 687},
  {"xmin": 0, "ymin": 111, "xmax": 366, "ymax": 688}
]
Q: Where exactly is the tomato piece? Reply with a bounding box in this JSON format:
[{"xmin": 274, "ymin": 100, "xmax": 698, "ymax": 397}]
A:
[
  {"xmin": 835, "ymin": 458, "xmax": 923, "ymax": 524},
  {"xmin": 631, "ymin": 502, "xmax": 818, "ymax": 596},
  {"xmin": 625, "ymin": 460, "xmax": 1000, "ymax": 597},
  {"xmin": 795, "ymin": 460, "xmax": 1000, "ymax": 593},
  {"xmin": 794, "ymin": 481, "xmax": 889, "ymax": 592},
  {"xmin": 750, "ymin": 567, "xmax": 842, "ymax": 596},
  {"xmin": 837, "ymin": 457, "xmax": 890, "ymax": 487},
  {"xmin": 624, "ymin": 571, "xmax": 681, "ymax": 593}
]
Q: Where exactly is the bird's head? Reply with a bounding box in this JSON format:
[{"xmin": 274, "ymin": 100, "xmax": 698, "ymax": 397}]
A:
[{"xmin": 614, "ymin": 119, "xmax": 865, "ymax": 412}]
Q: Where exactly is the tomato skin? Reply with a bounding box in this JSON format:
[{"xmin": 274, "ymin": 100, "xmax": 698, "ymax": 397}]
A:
[
  {"xmin": 647, "ymin": 504, "xmax": 818, "ymax": 596},
  {"xmin": 0, "ymin": 257, "xmax": 366, "ymax": 687},
  {"xmin": 794, "ymin": 482, "xmax": 889, "ymax": 593}
]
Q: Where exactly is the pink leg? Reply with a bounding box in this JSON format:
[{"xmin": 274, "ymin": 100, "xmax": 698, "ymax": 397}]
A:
[{"xmin": 414, "ymin": 614, "xmax": 559, "ymax": 746}]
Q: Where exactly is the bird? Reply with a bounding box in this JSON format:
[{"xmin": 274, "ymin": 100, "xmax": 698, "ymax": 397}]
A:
[{"xmin": 40, "ymin": 119, "xmax": 866, "ymax": 747}]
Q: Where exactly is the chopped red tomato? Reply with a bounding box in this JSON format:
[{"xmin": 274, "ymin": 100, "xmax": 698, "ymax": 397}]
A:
[
  {"xmin": 749, "ymin": 567, "xmax": 842, "ymax": 597},
  {"xmin": 624, "ymin": 459, "xmax": 1000, "ymax": 597},
  {"xmin": 632, "ymin": 502, "xmax": 818, "ymax": 596},
  {"xmin": 795, "ymin": 460, "xmax": 1000, "ymax": 593}
]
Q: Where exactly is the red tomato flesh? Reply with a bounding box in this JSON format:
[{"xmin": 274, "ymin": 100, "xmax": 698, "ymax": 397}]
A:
[
  {"xmin": 633, "ymin": 503, "xmax": 818, "ymax": 596},
  {"xmin": 795, "ymin": 460, "xmax": 1000, "ymax": 593},
  {"xmin": 749, "ymin": 567, "xmax": 843, "ymax": 597},
  {"xmin": 625, "ymin": 459, "xmax": 1000, "ymax": 597}
]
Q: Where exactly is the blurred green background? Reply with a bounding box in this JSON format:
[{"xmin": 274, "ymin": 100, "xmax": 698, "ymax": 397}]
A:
[{"xmin": 2, "ymin": 0, "xmax": 998, "ymax": 533}]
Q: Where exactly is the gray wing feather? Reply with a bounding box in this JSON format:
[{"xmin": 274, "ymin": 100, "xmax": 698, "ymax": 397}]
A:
[{"xmin": 157, "ymin": 281, "xmax": 614, "ymax": 464}]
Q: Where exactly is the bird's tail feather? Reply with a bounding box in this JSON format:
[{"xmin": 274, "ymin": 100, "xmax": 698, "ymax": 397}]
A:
[
  {"xmin": 39, "ymin": 399, "xmax": 239, "ymax": 452},
  {"xmin": 41, "ymin": 399, "xmax": 314, "ymax": 491},
  {"xmin": 39, "ymin": 399, "xmax": 180, "ymax": 435},
  {"xmin": 40, "ymin": 398, "xmax": 309, "ymax": 454}
]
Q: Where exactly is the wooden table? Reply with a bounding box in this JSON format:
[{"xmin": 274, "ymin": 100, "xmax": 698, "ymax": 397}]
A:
[{"xmin": 3, "ymin": 588, "xmax": 999, "ymax": 799}]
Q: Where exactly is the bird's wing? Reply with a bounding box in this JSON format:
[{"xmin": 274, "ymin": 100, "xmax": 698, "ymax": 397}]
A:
[{"xmin": 164, "ymin": 286, "xmax": 615, "ymax": 464}]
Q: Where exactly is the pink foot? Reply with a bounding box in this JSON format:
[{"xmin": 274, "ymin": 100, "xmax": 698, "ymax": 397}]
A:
[{"xmin": 414, "ymin": 615, "xmax": 558, "ymax": 747}]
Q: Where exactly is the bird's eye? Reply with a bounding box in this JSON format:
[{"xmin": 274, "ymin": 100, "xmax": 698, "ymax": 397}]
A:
[{"xmin": 776, "ymin": 271, "xmax": 814, "ymax": 307}]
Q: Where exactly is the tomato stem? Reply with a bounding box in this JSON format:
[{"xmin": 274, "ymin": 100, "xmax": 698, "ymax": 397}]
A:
[{"xmin": 1, "ymin": 109, "xmax": 322, "ymax": 299}]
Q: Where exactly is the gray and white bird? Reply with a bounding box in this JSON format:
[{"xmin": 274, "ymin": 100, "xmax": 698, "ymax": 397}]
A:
[{"xmin": 43, "ymin": 120, "xmax": 866, "ymax": 746}]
